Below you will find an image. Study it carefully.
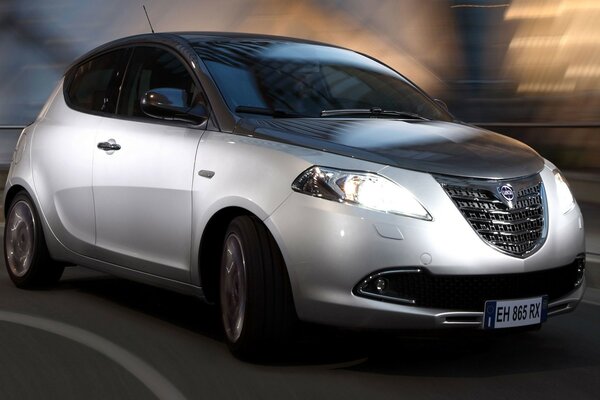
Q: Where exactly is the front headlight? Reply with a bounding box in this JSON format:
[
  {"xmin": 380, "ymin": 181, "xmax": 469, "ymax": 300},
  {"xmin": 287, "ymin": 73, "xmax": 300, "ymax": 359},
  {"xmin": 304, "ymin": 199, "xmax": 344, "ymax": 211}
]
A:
[
  {"xmin": 292, "ymin": 166, "xmax": 432, "ymax": 220},
  {"xmin": 553, "ymin": 169, "xmax": 575, "ymax": 214}
]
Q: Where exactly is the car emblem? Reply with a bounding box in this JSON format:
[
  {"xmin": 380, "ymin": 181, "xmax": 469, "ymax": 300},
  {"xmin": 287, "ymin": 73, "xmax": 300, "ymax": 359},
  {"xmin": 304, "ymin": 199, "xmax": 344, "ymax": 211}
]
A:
[
  {"xmin": 497, "ymin": 184, "xmax": 517, "ymax": 209},
  {"xmin": 499, "ymin": 184, "xmax": 514, "ymax": 201}
]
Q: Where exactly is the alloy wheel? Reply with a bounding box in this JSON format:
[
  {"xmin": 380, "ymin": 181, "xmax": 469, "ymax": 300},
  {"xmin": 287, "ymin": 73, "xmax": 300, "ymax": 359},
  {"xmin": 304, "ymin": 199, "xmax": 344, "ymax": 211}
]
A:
[
  {"xmin": 220, "ymin": 233, "xmax": 247, "ymax": 343},
  {"xmin": 5, "ymin": 200, "xmax": 36, "ymax": 278}
]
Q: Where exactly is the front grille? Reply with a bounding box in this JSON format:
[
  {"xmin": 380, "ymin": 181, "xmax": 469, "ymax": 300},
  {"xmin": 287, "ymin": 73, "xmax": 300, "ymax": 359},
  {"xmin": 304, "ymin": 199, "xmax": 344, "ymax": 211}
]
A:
[
  {"xmin": 437, "ymin": 175, "xmax": 546, "ymax": 257},
  {"xmin": 355, "ymin": 260, "xmax": 584, "ymax": 311}
]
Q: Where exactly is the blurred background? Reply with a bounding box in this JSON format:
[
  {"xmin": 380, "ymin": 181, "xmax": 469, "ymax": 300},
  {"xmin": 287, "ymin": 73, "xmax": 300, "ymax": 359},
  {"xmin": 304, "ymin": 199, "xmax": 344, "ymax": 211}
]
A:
[
  {"xmin": 1, "ymin": 0, "xmax": 600, "ymax": 172},
  {"xmin": 0, "ymin": 0, "xmax": 599, "ymax": 335}
]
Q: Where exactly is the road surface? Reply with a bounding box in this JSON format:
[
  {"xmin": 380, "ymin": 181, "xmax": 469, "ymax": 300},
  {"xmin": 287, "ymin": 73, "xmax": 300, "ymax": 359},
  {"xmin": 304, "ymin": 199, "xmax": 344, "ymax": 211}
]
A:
[{"xmin": 1, "ymin": 229, "xmax": 600, "ymax": 400}]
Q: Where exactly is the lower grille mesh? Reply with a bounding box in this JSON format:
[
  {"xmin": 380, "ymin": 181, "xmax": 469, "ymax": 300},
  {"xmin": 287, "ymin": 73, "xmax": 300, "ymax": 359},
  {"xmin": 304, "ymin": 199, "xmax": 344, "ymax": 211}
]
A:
[{"xmin": 356, "ymin": 261, "xmax": 583, "ymax": 311}]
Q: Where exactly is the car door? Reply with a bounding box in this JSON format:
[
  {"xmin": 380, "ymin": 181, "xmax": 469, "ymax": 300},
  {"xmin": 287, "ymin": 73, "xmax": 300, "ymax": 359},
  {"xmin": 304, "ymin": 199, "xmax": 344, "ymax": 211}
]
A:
[
  {"xmin": 91, "ymin": 45, "xmax": 206, "ymax": 282},
  {"xmin": 31, "ymin": 48, "xmax": 129, "ymax": 255}
]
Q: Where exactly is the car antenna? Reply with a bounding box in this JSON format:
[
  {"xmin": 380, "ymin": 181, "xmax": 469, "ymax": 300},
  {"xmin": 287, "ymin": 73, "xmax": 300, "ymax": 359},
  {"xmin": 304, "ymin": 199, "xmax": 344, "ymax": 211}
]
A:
[{"xmin": 142, "ymin": 5, "xmax": 155, "ymax": 34}]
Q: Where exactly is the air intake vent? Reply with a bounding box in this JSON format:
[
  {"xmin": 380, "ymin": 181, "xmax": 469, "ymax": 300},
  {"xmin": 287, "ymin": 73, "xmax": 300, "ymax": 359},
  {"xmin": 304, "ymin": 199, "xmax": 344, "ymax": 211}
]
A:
[
  {"xmin": 436, "ymin": 174, "xmax": 546, "ymax": 257},
  {"xmin": 354, "ymin": 259, "xmax": 583, "ymax": 311}
]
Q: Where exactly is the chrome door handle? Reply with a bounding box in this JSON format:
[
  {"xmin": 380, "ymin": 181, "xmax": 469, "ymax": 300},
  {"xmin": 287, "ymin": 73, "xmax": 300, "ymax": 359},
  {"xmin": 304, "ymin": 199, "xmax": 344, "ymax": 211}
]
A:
[{"xmin": 97, "ymin": 141, "xmax": 121, "ymax": 151}]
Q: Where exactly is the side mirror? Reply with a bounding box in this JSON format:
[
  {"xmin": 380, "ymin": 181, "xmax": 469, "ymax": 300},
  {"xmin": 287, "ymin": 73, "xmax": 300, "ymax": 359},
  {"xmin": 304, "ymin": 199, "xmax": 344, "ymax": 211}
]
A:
[
  {"xmin": 141, "ymin": 88, "xmax": 208, "ymax": 125},
  {"xmin": 434, "ymin": 98, "xmax": 449, "ymax": 113}
]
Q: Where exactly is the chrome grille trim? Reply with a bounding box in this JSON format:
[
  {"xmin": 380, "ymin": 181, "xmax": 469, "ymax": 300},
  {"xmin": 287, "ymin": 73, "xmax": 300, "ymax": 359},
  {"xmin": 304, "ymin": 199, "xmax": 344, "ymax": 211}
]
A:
[{"xmin": 436, "ymin": 174, "xmax": 547, "ymax": 257}]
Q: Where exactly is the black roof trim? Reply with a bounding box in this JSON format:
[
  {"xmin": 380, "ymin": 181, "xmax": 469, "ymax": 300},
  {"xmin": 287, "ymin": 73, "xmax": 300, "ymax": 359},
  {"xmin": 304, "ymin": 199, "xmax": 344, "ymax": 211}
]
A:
[
  {"xmin": 65, "ymin": 31, "xmax": 345, "ymax": 74},
  {"xmin": 65, "ymin": 33, "xmax": 188, "ymax": 73},
  {"xmin": 175, "ymin": 31, "xmax": 339, "ymax": 47}
]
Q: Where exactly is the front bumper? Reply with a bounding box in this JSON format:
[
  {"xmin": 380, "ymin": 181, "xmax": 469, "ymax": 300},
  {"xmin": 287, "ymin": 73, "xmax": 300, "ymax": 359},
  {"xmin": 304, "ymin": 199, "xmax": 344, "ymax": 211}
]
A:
[{"xmin": 265, "ymin": 165, "xmax": 586, "ymax": 330}]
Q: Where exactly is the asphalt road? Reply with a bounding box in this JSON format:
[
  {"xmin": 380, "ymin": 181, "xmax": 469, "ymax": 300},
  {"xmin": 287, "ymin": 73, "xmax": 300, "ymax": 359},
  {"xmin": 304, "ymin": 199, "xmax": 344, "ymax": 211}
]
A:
[{"xmin": 1, "ymin": 228, "xmax": 600, "ymax": 400}]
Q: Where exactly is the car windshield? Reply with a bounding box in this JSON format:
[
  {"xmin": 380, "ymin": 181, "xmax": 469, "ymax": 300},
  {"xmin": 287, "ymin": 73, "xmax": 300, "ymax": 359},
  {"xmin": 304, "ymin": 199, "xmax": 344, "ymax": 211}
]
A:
[{"xmin": 191, "ymin": 39, "xmax": 452, "ymax": 121}]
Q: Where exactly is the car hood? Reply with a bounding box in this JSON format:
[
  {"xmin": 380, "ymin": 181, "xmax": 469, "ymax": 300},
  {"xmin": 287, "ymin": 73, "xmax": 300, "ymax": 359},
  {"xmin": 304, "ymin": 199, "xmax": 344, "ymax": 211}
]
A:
[{"xmin": 234, "ymin": 118, "xmax": 544, "ymax": 179}]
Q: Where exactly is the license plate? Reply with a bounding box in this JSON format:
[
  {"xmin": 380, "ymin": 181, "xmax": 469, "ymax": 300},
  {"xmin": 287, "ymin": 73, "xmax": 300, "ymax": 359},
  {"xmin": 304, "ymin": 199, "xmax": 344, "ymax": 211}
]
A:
[{"xmin": 483, "ymin": 295, "xmax": 548, "ymax": 329}]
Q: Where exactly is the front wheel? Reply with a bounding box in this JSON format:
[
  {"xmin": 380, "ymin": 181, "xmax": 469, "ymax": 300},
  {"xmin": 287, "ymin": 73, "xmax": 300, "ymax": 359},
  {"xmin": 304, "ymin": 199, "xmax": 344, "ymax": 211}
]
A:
[
  {"xmin": 3, "ymin": 192, "xmax": 64, "ymax": 288},
  {"xmin": 219, "ymin": 215, "xmax": 296, "ymax": 359}
]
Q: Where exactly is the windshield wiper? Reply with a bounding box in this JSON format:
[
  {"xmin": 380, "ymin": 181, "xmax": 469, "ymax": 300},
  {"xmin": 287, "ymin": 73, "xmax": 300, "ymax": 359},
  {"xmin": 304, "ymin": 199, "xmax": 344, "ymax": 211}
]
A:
[
  {"xmin": 320, "ymin": 107, "xmax": 429, "ymax": 120},
  {"xmin": 235, "ymin": 106, "xmax": 308, "ymax": 118}
]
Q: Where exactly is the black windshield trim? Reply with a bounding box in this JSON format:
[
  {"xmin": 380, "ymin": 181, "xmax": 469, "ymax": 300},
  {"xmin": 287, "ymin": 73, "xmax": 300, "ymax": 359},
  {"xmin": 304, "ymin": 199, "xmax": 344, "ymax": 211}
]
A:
[
  {"xmin": 320, "ymin": 108, "xmax": 429, "ymax": 120},
  {"xmin": 235, "ymin": 105, "xmax": 310, "ymax": 118}
]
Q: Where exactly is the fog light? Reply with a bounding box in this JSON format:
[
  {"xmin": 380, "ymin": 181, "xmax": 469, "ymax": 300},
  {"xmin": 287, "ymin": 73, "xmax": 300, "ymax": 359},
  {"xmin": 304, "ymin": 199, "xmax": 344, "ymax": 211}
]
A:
[
  {"xmin": 375, "ymin": 278, "xmax": 387, "ymax": 293},
  {"xmin": 575, "ymin": 257, "xmax": 586, "ymax": 287},
  {"xmin": 354, "ymin": 269, "xmax": 420, "ymax": 305}
]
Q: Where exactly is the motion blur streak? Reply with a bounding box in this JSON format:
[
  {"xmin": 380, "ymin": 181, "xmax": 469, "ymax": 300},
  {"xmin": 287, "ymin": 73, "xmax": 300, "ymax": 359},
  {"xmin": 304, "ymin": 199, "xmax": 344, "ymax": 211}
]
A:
[
  {"xmin": 451, "ymin": 4, "xmax": 510, "ymax": 8},
  {"xmin": 2, "ymin": 0, "xmax": 600, "ymax": 168},
  {"xmin": 506, "ymin": 0, "xmax": 600, "ymax": 94},
  {"xmin": 0, "ymin": 311, "xmax": 187, "ymax": 400},
  {"xmin": 0, "ymin": 0, "xmax": 459, "ymax": 126}
]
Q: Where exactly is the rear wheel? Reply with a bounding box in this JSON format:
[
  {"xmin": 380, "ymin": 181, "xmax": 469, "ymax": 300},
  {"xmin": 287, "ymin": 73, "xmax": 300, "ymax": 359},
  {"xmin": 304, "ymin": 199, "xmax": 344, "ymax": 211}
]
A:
[
  {"xmin": 4, "ymin": 192, "xmax": 64, "ymax": 288},
  {"xmin": 219, "ymin": 215, "xmax": 295, "ymax": 359}
]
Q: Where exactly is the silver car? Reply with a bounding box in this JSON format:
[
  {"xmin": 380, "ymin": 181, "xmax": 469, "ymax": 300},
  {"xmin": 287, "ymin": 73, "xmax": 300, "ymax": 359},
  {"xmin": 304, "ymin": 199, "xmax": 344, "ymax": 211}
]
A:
[{"xmin": 3, "ymin": 33, "xmax": 586, "ymax": 358}]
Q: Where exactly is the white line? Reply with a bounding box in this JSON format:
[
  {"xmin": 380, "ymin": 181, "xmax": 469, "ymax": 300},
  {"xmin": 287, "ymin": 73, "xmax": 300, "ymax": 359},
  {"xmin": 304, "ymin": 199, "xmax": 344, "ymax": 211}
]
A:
[{"xmin": 0, "ymin": 311, "xmax": 187, "ymax": 400}]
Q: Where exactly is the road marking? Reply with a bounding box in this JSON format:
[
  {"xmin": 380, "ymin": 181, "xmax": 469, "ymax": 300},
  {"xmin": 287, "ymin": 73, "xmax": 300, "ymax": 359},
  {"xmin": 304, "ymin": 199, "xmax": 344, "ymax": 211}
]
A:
[{"xmin": 0, "ymin": 311, "xmax": 187, "ymax": 400}]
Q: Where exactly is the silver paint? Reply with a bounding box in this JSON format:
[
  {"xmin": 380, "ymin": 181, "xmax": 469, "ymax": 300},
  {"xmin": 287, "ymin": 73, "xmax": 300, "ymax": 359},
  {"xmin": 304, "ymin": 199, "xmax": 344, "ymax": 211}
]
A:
[{"xmin": 2, "ymin": 34, "xmax": 585, "ymax": 334}]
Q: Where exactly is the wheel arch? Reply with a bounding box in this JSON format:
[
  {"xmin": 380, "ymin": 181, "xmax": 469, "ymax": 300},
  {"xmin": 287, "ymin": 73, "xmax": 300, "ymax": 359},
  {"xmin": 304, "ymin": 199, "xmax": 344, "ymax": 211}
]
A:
[
  {"xmin": 198, "ymin": 206, "xmax": 254, "ymax": 303},
  {"xmin": 3, "ymin": 185, "xmax": 66, "ymax": 287},
  {"xmin": 4, "ymin": 184, "xmax": 31, "ymax": 218},
  {"xmin": 197, "ymin": 205, "xmax": 293, "ymax": 306}
]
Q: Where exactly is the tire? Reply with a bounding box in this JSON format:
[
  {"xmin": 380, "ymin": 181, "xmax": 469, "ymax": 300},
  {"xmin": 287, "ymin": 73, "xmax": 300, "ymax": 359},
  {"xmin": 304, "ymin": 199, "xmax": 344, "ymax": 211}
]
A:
[
  {"xmin": 219, "ymin": 215, "xmax": 296, "ymax": 359},
  {"xmin": 3, "ymin": 192, "xmax": 64, "ymax": 288}
]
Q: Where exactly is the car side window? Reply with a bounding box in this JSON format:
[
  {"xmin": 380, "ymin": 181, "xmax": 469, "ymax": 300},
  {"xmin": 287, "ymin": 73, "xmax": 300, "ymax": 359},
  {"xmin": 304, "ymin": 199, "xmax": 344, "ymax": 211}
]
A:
[
  {"xmin": 117, "ymin": 46, "xmax": 202, "ymax": 119},
  {"xmin": 66, "ymin": 49, "xmax": 128, "ymax": 114}
]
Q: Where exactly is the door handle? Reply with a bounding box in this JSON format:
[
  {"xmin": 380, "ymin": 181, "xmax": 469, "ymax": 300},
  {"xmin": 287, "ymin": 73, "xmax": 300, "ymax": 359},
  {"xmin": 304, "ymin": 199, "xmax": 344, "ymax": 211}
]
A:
[{"xmin": 97, "ymin": 141, "xmax": 121, "ymax": 151}]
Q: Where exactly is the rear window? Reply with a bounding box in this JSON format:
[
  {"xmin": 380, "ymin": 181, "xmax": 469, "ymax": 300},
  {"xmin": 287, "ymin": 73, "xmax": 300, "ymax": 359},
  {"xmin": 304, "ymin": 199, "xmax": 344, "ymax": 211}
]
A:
[{"xmin": 66, "ymin": 49, "xmax": 128, "ymax": 114}]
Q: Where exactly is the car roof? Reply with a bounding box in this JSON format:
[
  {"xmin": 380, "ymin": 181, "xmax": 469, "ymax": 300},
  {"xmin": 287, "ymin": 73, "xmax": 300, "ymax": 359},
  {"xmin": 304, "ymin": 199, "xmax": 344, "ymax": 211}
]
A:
[
  {"xmin": 66, "ymin": 32, "xmax": 339, "ymax": 72},
  {"xmin": 175, "ymin": 31, "xmax": 334, "ymax": 46}
]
